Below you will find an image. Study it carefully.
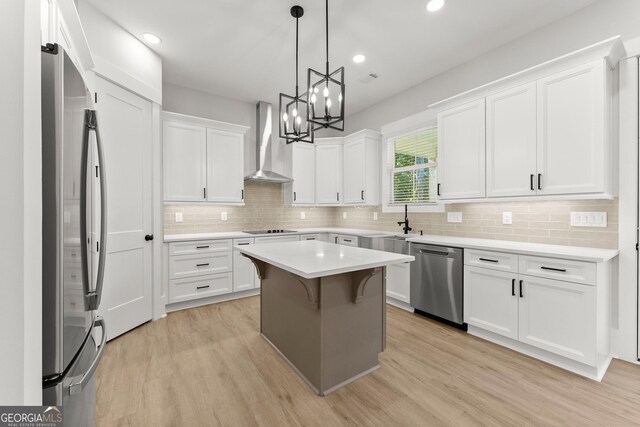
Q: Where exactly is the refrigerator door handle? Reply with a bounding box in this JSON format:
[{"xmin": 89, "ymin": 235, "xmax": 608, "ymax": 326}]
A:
[
  {"xmin": 69, "ymin": 317, "xmax": 107, "ymax": 396},
  {"xmin": 80, "ymin": 110, "xmax": 92, "ymax": 311},
  {"xmin": 81, "ymin": 109, "xmax": 108, "ymax": 311}
]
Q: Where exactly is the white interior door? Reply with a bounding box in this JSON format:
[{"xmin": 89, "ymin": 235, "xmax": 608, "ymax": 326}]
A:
[{"xmin": 95, "ymin": 77, "xmax": 153, "ymax": 340}]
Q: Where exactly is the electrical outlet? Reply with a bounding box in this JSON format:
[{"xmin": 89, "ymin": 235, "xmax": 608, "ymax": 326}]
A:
[
  {"xmin": 502, "ymin": 212, "xmax": 512, "ymax": 225},
  {"xmin": 300, "ymin": 211, "xmax": 305, "ymax": 219},
  {"xmin": 343, "ymin": 212, "xmax": 348, "ymax": 220},
  {"xmin": 447, "ymin": 212, "xmax": 462, "ymax": 223},
  {"xmin": 571, "ymin": 212, "xmax": 607, "ymax": 227},
  {"xmin": 175, "ymin": 212, "xmax": 183, "ymax": 223},
  {"xmin": 373, "ymin": 212, "xmax": 378, "ymax": 221},
  {"xmin": 221, "ymin": 212, "xmax": 228, "ymax": 221}
]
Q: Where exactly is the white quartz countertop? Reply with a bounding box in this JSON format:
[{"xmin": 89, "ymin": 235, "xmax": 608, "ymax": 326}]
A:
[
  {"xmin": 235, "ymin": 241, "xmax": 415, "ymax": 279},
  {"xmin": 406, "ymin": 235, "xmax": 618, "ymax": 263},
  {"xmin": 163, "ymin": 228, "xmax": 401, "ymax": 242}
]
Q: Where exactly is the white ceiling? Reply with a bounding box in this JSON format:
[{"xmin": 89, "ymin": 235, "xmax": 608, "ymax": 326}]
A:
[{"xmin": 84, "ymin": 0, "xmax": 598, "ymax": 115}]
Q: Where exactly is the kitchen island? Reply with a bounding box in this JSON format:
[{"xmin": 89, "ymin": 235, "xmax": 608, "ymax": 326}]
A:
[{"xmin": 236, "ymin": 240, "xmax": 414, "ymax": 396}]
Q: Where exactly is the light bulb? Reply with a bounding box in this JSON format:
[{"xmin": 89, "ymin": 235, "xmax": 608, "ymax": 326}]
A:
[
  {"xmin": 323, "ymin": 86, "xmax": 329, "ymax": 98},
  {"xmin": 314, "ymin": 87, "xmax": 319, "ymax": 94},
  {"xmin": 311, "ymin": 93, "xmax": 317, "ymax": 104},
  {"xmin": 282, "ymin": 112, "xmax": 288, "ymax": 122},
  {"xmin": 296, "ymin": 116, "xmax": 301, "ymax": 125},
  {"xmin": 292, "ymin": 108, "xmax": 298, "ymax": 117},
  {"xmin": 326, "ymin": 98, "xmax": 332, "ymax": 109},
  {"xmin": 339, "ymin": 92, "xmax": 343, "ymax": 103}
]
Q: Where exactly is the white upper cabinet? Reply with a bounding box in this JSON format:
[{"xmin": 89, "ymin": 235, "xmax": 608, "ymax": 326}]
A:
[
  {"xmin": 162, "ymin": 112, "xmax": 249, "ymax": 204},
  {"xmin": 206, "ymin": 128, "xmax": 244, "ymax": 203},
  {"xmin": 343, "ymin": 130, "xmax": 381, "ymax": 205},
  {"xmin": 536, "ymin": 60, "xmax": 607, "ymax": 196},
  {"xmin": 486, "ymin": 83, "xmax": 537, "ymax": 198},
  {"xmin": 284, "ymin": 142, "xmax": 316, "ymax": 204},
  {"xmin": 163, "ymin": 121, "xmax": 207, "ymax": 201},
  {"xmin": 437, "ymin": 99, "xmax": 486, "ymax": 200},
  {"xmin": 315, "ymin": 141, "xmax": 343, "ymax": 204}
]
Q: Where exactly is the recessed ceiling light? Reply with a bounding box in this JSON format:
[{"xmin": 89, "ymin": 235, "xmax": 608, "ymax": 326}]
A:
[
  {"xmin": 352, "ymin": 54, "xmax": 366, "ymax": 64},
  {"xmin": 426, "ymin": 0, "xmax": 445, "ymax": 12},
  {"xmin": 143, "ymin": 33, "xmax": 161, "ymax": 44}
]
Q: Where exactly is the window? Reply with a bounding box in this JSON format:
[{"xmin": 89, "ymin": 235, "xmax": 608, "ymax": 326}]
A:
[{"xmin": 387, "ymin": 126, "xmax": 438, "ymax": 205}]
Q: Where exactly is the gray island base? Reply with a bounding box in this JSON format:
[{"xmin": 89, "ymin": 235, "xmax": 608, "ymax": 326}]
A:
[{"xmin": 236, "ymin": 240, "xmax": 413, "ymax": 396}]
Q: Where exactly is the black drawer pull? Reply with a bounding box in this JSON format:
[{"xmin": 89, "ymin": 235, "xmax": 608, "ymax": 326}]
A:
[
  {"xmin": 343, "ymin": 239, "xmax": 352, "ymax": 243},
  {"xmin": 511, "ymin": 278, "xmax": 515, "ymax": 296},
  {"xmin": 540, "ymin": 266, "xmax": 567, "ymax": 273},
  {"xmin": 306, "ymin": 237, "xmax": 316, "ymax": 240},
  {"xmin": 479, "ymin": 258, "xmax": 499, "ymax": 263},
  {"xmin": 196, "ymin": 245, "xmax": 210, "ymax": 249},
  {"xmin": 196, "ymin": 285, "xmax": 210, "ymax": 290},
  {"xmin": 196, "ymin": 263, "xmax": 210, "ymax": 267},
  {"xmin": 237, "ymin": 243, "xmax": 250, "ymax": 245}
]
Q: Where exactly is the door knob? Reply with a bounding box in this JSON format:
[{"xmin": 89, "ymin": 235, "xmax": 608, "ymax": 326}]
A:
[{"xmin": 145, "ymin": 234, "xmax": 154, "ymax": 241}]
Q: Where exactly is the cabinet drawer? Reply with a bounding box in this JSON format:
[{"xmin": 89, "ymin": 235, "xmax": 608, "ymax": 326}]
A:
[
  {"xmin": 233, "ymin": 238, "xmax": 254, "ymax": 247},
  {"xmin": 519, "ymin": 255, "xmax": 596, "ymax": 286},
  {"xmin": 169, "ymin": 239, "xmax": 232, "ymax": 256},
  {"xmin": 300, "ymin": 234, "xmax": 321, "ymax": 241},
  {"xmin": 338, "ymin": 235, "xmax": 359, "ymax": 247},
  {"xmin": 465, "ymin": 249, "xmax": 518, "ymax": 272},
  {"xmin": 169, "ymin": 273, "xmax": 233, "ymax": 303},
  {"xmin": 169, "ymin": 252, "xmax": 232, "ymax": 279}
]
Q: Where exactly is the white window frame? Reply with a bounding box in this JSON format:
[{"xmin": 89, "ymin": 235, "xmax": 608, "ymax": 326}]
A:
[{"xmin": 381, "ymin": 109, "xmax": 444, "ymax": 213}]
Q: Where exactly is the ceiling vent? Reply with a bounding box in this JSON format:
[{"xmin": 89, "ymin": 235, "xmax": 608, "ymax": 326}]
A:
[{"xmin": 357, "ymin": 72, "xmax": 380, "ymax": 85}]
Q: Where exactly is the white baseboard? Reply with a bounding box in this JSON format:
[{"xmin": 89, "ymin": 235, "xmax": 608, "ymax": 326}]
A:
[
  {"xmin": 165, "ymin": 288, "xmax": 260, "ymax": 313},
  {"xmin": 386, "ymin": 297, "xmax": 414, "ymax": 312}
]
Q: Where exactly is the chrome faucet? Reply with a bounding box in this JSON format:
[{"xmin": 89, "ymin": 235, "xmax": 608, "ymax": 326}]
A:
[{"xmin": 397, "ymin": 204, "xmax": 412, "ymax": 234}]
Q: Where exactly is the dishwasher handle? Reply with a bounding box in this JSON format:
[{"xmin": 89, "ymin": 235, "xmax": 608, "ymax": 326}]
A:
[{"xmin": 417, "ymin": 249, "xmax": 450, "ymax": 257}]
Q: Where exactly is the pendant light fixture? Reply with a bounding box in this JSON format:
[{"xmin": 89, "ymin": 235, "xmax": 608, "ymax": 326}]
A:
[
  {"xmin": 279, "ymin": 5, "xmax": 313, "ymax": 144},
  {"xmin": 307, "ymin": 0, "xmax": 345, "ymax": 132}
]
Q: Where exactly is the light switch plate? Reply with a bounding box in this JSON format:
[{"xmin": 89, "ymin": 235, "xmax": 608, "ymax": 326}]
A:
[
  {"xmin": 447, "ymin": 212, "xmax": 462, "ymax": 223},
  {"xmin": 300, "ymin": 212, "xmax": 305, "ymax": 219},
  {"xmin": 570, "ymin": 212, "xmax": 607, "ymax": 227},
  {"xmin": 175, "ymin": 212, "xmax": 183, "ymax": 223},
  {"xmin": 221, "ymin": 212, "xmax": 228, "ymax": 221},
  {"xmin": 343, "ymin": 212, "xmax": 348, "ymax": 219},
  {"xmin": 373, "ymin": 212, "xmax": 378, "ymax": 221},
  {"xmin": 502, "ymin": 212, "xmax": 512, "ymax": 225}
]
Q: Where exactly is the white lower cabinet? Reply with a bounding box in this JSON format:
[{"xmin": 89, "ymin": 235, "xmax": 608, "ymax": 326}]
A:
[
  {"xmin": 338, "ymin": 235, "xmax": 359, "ymax": 247},
  {"xmin": 464, "ymin": 266, "xmax": 518, "ymax": 340},
  {"xmin": 463, "ymin": 249, "xmax": 610, "ymax": 380},
  {"xmin": 169, "ymin": 273, "xmax": 233, "ymax": 304},
  {"xmin": 233, "ymin": 238, "xmax": 259, "ymax": 291},
  {"xmin": 518, "ymin": 275, "xmax": 596, "ymax": 365},
  {"xmin": 386, "ymin": 262, "xmax": 410, "ymax": 304}
]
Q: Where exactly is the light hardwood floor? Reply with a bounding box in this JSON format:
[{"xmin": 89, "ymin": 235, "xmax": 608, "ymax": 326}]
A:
[{"xmin": 96, "ymin": 296, "xmax": 640, "ymax": 426}]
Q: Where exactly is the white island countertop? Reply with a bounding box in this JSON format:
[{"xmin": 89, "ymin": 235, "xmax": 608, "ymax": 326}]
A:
[{"xmin": 235, "ymin": 240, "xmax": 414, "ymax": 279}]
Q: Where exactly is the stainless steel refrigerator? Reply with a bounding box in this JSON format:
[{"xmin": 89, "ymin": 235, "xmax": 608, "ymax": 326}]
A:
[{"xmin": 41, "ymin": 43, "xmax": 107, "ymax": 426}]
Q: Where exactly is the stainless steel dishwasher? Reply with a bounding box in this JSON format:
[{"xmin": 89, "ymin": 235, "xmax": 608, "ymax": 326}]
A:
[{"xmin": 410, "ymin": 242, "xmax": 465, "ymax": 327}]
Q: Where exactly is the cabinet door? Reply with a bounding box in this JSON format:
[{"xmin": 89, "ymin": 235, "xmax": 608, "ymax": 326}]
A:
[
  {"xmin": 315, "ymin": 144, "xmax": 342, "ymax": 204},
  {"xmin": 233, "ymin": 239, "xmax": 258, "ymax": 291},
  {"xmin": 386, "ymin": 262, "xmax": 410, "ymax": 303},
  {"xmin": 163, "ymin": 121, "xmax": 207, "ymax": 201},
  {"xmin": 536, "ymin": 60, "xmax": 606, "ymax": 195},
  {"xmin": 518, "ymin": 275, "xmax": 596, "ymax": 365},
  {"xmin": 486, "ymin": 83, "xmax": 537, "ymax": 197},
  {"xmin": 464, "ymin": 266, "xmax": 518, "ymax": 340},
  {"xmin": 206, "ymin": 128, "xmax": 244, "ymax": 203},
  {"xmin": 343, "ymin": 138, "xmax": 366, "ymax": 204},
  {"xmin": 292, "ymin": 143, "xmax": 315, "ymax": 204},
  {"xmin": 437, "ymin": 99, "xmax": 486, "ymax": 199}
]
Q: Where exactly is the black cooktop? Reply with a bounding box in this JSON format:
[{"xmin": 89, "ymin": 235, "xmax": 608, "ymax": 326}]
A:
[{"xmin": 243, "ymin": 229, "xmax": 298, "ymax": 235}]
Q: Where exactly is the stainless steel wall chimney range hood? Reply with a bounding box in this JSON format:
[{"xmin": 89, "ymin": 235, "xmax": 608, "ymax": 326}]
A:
[{"xmin": 244, "ymin": 101, "xmax": 293, "ymax": 183}]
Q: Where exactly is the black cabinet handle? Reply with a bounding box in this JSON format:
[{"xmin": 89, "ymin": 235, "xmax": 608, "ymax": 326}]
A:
[
  {"xmin": 540, "ymin": 266, "xmax": 567, "ymax": 273},
  {"xmin": 196, "ymin": 263, "xmax": 210, "ymax": 267},
  {"xmin": 145, "ymin": 234, "xmax": 154, "ymax": 241},
  {"xmin": 519, "ymin": 280, "xmax": 524, "ymax": 298},
  {"xmin": 437, "ymin": 183, "xmax": 441, "ymax": 196},
  {"xmin": 196, "ymin": 285, "xmax": 210, "ymax": 290},
  {"xmin": 361, "ymin": 190, "xmax": 365, "ymax": 200},
  {"xmin": 293, "ymin": 191, "xmax": 297, "ymax": 201},
  {"xmin": 196, "ymin": 245, "xmax": 210, "ymax": 249},
  {"xmin": 343, "ymin": 239, "xmax": 352, "ymax": 243},
  {"xmin": 203, "ymin": 187, "xmax": 206, "ymax": 199},
  {"xmin": 537, "ymin": 173, "xmax": 542, "ymax": 190},
  {"xmin": 241, "ymin": 189, "xmax": 244, "ymax": 199},
  {"xmin": 479, "ymin": 258, "xmax": 498, "ymax": 263},
  {"xmin": 512, "ymin": 278, "xmax": 516, "ymax": 296},
  {"xmin": 530, "ymin": 174, "xmax": 535, "ymax": 191},
  {"xmin": 337, "ymin": 192, "xmax": 340, "ymax": 201},
  {"xmin": 237, "ymin": 243, "xmax": 250, "ymax": 245}
]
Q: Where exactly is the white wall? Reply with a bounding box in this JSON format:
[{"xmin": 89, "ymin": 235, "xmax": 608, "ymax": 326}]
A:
[
  {"xmin": 163, "ymin": 83, "xmax": 288, "ymax": 177},
  {"xmin": 77, "ymin": 1, "xmax": 163, "ymax": 104},
  {"xmin": 0, "ymin": 0, "xmax": 42, "ymax": 405},
  {"xmin": 345, "ymin": 0, "xmax": 640, "ymax": 133}
]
